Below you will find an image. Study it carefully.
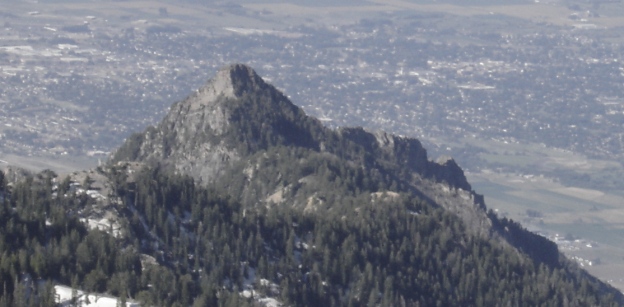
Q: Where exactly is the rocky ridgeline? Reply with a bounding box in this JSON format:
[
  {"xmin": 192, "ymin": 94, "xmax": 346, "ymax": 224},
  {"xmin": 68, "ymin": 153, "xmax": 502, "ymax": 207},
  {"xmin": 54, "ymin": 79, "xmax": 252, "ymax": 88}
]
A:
[{"xmin": 112, "ymin": 64, "xmax": 492, "ymax": 234}]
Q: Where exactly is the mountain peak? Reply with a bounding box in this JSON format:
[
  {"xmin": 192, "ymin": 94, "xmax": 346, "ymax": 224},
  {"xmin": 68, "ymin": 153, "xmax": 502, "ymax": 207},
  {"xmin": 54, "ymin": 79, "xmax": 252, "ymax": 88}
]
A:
[
  {"xmin": 220, "ymin": 63, "xmax": 267, "ymax": 95},
  {"xmin": 194, "ymin": 64, "xmax": 267, "ymax": 104},
  {"xmin": 112, "ymin": 64, "xmax": 474, "ymax": 195},
  {"xmin": 112, "ymin": 64, "xmax": 317, "ymax": 181}
]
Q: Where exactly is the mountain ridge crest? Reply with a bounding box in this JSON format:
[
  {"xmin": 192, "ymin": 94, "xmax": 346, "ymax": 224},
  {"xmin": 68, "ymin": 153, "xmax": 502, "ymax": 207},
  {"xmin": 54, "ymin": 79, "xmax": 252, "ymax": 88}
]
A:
[
  {"xmin": 187, "ymin": 63, "xmax": 269, "ymax": 111},
  {"xmin": 112, "ymin": 64, "xmax": 481, "ymax": 213}
]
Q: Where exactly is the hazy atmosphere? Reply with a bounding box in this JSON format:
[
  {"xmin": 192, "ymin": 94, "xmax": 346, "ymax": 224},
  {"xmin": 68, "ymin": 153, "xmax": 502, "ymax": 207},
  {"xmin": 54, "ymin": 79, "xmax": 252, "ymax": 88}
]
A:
[{"xmin": 2, "ymin": 0, "xmax": 624, "ymax": 305}]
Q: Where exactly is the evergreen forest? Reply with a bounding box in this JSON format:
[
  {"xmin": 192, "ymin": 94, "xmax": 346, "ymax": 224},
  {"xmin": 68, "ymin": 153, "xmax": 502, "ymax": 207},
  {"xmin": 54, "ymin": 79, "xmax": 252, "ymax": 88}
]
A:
[{"xmin": 0, "ymin": 158, "xmax": 621, "ymax": 306}]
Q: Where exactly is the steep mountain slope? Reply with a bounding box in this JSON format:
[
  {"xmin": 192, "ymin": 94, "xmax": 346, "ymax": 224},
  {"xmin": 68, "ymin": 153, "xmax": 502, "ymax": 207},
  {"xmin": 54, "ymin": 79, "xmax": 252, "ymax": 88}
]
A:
[
  {"xmin": 112, "ymin": 64, "xmax": 543, "ymax": 249},
  {"xmin": 107, "ymin": 64, "xmax": 624, "ymax": 305},
  {"xmin": 113, "ymin": 64, "xmax": 319, "ymax": 182},
  {"xmin": 113, "ymin": 65, "xmax": 463, "ymax": 188},
  {"xmin": 113, "ymin": 64, "xmax": 485, "ymax": 230}
]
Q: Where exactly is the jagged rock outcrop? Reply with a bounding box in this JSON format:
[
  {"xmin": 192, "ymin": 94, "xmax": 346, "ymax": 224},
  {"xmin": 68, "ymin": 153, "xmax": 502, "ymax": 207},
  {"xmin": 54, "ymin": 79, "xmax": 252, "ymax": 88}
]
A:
[
  {"xmin": 429, "ymin": 156, "xmax": 472, "ymax": 193},
  {"xmin": 112, "ymin": 64, "xmax": 321, "ymax": 182},
  {"xmin": 337, "ymin": 127, "xmax": 429, "ymax": 175}
]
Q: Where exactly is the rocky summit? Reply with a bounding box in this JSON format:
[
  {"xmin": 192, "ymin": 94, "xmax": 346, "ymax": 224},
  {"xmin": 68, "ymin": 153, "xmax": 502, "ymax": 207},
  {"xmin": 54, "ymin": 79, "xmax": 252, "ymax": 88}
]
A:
[
  {"xmin": 112, "ymin": 64, "xmax": 480, "ymax": 213},
  {"xmin": 113, "ymin": 64, "xmax": 538, "ymax": 243},
  {"xmin": 113, "ymin": 64, "xmax": 319, "ymax": 181}
]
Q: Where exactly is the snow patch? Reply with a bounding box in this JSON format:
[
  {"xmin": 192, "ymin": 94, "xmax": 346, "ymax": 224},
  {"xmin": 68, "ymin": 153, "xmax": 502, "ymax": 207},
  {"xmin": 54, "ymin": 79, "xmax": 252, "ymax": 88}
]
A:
[
  {"xmin": 237, "ymin": 266, "xmax": 282, "ymax": 307},
  {"xmin": 81, "ymin": 217, "xmax": 122, "ymax": 237},
  {"xmin": 55, "ymin": 285, "xmax": 139, "ymax": 307},
  {"xmin": 258, "ymin": 297, "xmax": 282, "ymax": 307}
]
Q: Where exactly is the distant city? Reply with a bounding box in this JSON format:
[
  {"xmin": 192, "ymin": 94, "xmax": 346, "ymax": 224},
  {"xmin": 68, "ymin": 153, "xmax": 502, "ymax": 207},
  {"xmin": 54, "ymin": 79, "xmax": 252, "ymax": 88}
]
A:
[{"xmin": 2, "ymin": 1, "xmax": 624, "ymax": 172}]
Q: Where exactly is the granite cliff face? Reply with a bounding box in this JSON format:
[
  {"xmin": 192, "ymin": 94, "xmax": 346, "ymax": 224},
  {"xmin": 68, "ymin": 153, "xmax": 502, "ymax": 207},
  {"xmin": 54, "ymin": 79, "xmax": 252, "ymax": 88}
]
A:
[
  {"xmin": 112, "ymin": 64, "xmax": 490, "ymax": 232},
  {"xmin": 113, "ymin": 64, "xmax": 318, "ymax": 182}
]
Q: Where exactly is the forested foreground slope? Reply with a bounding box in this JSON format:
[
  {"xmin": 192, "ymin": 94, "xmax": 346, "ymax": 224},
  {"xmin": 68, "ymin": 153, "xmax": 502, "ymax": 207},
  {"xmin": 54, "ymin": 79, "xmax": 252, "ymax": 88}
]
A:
[{"xmin": 0, "ymin": 64, "xmax": 622, "ymax": 306}]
